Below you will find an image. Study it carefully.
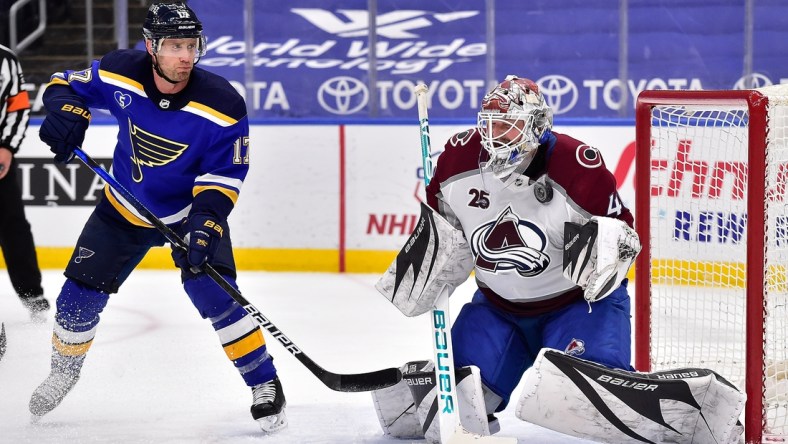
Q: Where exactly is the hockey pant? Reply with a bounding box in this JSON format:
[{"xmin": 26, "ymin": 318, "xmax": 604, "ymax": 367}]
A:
[
  {"xmin": 52, "ymin": 204, "xmax": 277, "ymax": 386},
  {"xmin": 452, "ymin": 282, "xmax": 633, "ymax": 410}
]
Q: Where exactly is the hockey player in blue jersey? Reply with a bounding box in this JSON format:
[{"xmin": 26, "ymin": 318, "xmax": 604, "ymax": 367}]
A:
[{"xmin": 29, "ymin": 2, "xmax": 287, "ymax": 433}]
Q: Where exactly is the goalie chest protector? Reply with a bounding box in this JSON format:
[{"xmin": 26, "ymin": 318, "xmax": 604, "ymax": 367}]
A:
[{"xmin": 426, "ymin": 129, "xmax": 632, "ymax": 304}]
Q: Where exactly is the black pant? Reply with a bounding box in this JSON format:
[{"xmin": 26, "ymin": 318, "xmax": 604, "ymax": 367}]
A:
[{"xmin": 0, "ymin": 157, "xmax": 43, "ymax": 299}]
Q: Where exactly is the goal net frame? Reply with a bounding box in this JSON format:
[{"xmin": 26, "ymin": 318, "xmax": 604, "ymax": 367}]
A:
[{"xmin": 635, "ymin": 87, "xmax": 788, "ymax": 444}]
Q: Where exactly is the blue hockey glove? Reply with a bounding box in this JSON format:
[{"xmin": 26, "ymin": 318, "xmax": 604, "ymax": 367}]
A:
[
  {"xmin": 173, "ymin": 213, "xmax": 224, "ymax": 272},
  {"xmin": 39, "ymin": 101, "xmax": 91, "ymax": 163}
]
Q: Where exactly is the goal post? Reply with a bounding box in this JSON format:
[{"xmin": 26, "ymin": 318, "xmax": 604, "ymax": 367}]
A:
[{"xmin": 634, "ymin": 86, "xmax": 788, "ymax": 444}]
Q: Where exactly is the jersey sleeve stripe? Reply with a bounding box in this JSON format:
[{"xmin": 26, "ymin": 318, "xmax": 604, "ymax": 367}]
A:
[
  {"xmin": 195, "ymin": 173, "xmax": 243, "ymax": 191},
  {"xmin": 183, "ymin": 101, "xmax": 237, "ymax": 126},
  {"xmin": 98, "ymin": 69, "xmax": 147, "ymax": 97},
  {"xmin": 193, "ymin": 185, "xmax": 239, "ymax": 205},
  {"xmin": 47, "ymin": 77, "xmax": 69, "ymax": 87},
  {"xmin": 6, "ymin": 90, "xmax": 30, "ymax": 112}
]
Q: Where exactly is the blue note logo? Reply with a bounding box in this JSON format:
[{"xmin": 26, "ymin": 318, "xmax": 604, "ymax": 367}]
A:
[
  {"xmin": 318, "ymin": 76, "xmax": 368, "ymax": 115},
  {"xmin": 74, "ymin": 247, "xmax": 95, "ymax": 263},
  {"xmin": 292, "ymin": 9, "xmax": 478, "ymax": 39}
]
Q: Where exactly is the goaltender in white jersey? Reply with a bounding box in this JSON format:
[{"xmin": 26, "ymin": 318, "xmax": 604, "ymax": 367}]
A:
[{"xmin": 371, "ymin": 75, "xmax": 745, "ymax": 444}]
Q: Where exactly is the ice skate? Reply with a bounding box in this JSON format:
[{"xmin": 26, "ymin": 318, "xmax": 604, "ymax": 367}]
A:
[
  {"xmin": 0, "ymin": 323, "xmax": 6, "ymax": 362},
  {"xmin": 250, "ymin": 376, "xmax": 287, "ymax": 433},
  {"xmin": 21, "ymin": 295, "xmax": 50, "ymax": 323},
  {"xmin": 29, "ymin": 353, "xmax": 84, "ymax": 417}
]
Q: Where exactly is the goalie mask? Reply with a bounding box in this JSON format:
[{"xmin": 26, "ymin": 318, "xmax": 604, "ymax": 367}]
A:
[
  {"xmin": 478, "ymin": 75, "xmax": 553, "ymax": 178},
  {"xmin": 143, "ymin": 2, "xmax": 206, "ymax": 64}
]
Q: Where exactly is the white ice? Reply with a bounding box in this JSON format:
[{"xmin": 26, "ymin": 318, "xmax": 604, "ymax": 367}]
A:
[{"xmin": 0, "ymin": 270, "xmax": 594, "ymax": 443}]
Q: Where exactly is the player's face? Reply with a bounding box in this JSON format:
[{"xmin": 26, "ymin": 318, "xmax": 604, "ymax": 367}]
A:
[
  {"xmin": 489, "ymin": 118, "xmax": 526, "ymax": 146},
  {"xmin": 153, "ymin": 38, "xmax": 198, "ymax": 82}
]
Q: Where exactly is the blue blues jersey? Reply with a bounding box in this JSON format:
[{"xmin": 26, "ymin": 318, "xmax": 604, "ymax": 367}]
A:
[{"xmin": 47, "ymin": 49, "xmax": 249, "ymax": 226}]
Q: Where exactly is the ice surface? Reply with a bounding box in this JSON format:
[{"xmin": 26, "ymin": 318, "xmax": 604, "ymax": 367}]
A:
[{"xmin": 0, "ymin": 270, "xmax": 594, "ymax": 443}]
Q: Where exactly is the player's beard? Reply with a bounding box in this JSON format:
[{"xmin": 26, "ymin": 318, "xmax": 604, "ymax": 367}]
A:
[{"xmin": 162, "ymin": 64, "xmax": 192, "ymax": 83}]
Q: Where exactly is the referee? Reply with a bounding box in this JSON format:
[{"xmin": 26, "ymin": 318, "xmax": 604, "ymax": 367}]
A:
[{"xmin": 0, "ymin": 43, "xmax": 48, "ymax": 320}]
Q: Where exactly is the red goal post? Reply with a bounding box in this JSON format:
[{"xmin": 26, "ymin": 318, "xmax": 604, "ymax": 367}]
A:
[{"xmin": 635, "ymin": 86, "xmax": 788, "ymax": 444}]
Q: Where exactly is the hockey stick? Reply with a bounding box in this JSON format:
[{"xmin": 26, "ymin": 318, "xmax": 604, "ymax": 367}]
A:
[
  {"xmin": 73, "ymin": 148, "xmax": 402, "ymax": 392},
  {"xmin": 414, "ymin": 85, "xmax": 516, "ymax": 444}
]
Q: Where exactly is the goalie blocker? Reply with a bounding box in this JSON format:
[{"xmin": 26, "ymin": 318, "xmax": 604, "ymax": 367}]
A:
[
  {"xmin": 376, "ymin": 202, "xmax": 474, "ymax": 317},
  {"xmin": 516, "ymin": 349, "xmax": 745, "ymax": 444}
]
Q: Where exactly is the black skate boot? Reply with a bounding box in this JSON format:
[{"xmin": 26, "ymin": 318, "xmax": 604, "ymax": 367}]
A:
[
  {"xmin": 20, "ymin": 294, "xmax": 50, "ymax": 323},
  {"xmin": 29, "ymin": 351, "xmax": 84, "ymax": 417},
  {"xmin": 0, "ymin": 323, "xmax": 6, "ymax": 362},
  {"xmin": 250, "ymin": 376, "xmax": 287, "ymax": 433}
]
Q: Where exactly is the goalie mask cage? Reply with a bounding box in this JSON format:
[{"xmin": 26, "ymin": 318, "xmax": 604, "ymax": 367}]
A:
[{"xmin": 635, "ymin": 85, "xmax": 788, "ymax": 444}]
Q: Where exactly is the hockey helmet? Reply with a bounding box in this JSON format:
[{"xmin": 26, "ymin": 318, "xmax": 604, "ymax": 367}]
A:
[
  {"xmin": 477, "ymin": 75, "xmax": 553, "ymax": 178},
  {"xmin": 143, "ymin": 2, "xmax": 206, "ymax": 60}
]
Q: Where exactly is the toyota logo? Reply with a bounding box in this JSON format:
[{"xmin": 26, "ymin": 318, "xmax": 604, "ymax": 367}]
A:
[
  {"xmin": 536, "ymin": 75, "xmax": 578, "ymax": 115},
  {"xmin": 317, "ymin": 76, "xmax": 369, "ymax": 115},
  {"xmin": 733, "ymin": 73, "xmax": 772, "ymax": 90}
]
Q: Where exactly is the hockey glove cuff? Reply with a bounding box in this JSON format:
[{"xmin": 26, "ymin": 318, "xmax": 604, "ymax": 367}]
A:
[
  {"xmin": 173, "ymin": 213, "xmax": 224, "ymax": 272},
  {"xmin": 39, "ymin": 99, "xmax": 91, "ymax": 163}
]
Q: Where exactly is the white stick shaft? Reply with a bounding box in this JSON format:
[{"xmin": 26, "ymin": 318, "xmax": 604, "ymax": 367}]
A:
[{"xmin": 414, "ymin": 83, "xmax": 434, "ymax": 185}]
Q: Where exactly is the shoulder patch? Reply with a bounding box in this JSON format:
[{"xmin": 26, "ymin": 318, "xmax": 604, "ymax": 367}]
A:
[
  {"xmin": 449, "ymin": 128, "xmax": 477, "ymax": 147},
  {"xmin": 575, "ymin": 144, "xmax": 603, "ymax": 169}
]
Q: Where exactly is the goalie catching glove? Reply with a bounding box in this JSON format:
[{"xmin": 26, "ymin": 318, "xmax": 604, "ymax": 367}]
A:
[
  {"xmin": 375, "ymin": 202, "xmax": 474, "ymax": 316},
  {"xmin": 562, "ymin": 216, "xmax": 641, "ymax": 302}
]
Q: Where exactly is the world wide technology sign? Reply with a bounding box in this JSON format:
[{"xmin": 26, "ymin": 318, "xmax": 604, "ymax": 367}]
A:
[{"xmin": 189, "ymin": 0, "xmax": 787, "ymax": 120}]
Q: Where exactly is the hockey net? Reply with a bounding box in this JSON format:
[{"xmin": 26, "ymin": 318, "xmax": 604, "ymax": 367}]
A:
[{"xmin": 635, "ymin": 85, "xmax": 788, "ymax": 444}]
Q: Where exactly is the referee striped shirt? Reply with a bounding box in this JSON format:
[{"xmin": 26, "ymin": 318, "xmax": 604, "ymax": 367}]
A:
[{"xmin": 0, "ymin": 44, "xmax": 31, "ymax": 154}]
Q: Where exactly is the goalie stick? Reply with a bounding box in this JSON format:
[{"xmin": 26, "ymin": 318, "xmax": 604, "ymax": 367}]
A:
[
  {"xmin": 413, "ymin": 85, "xmax": 516, "ymax": 444},
  {"xmin": 73, "ymin": 148, "xmax": 401, "ymax": 393}
]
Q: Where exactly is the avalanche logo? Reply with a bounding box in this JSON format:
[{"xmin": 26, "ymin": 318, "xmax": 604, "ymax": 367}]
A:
[
  {"xmin": 292, "ymin": 9, "xmax": 479, "ymax": 39},
  {"xmin": 470, "ymin": 206, "xmax": 550, "ymax": 277},
  {"xmin": 565, "ymin": 338, "xmax": 586, "ymax": 356}
]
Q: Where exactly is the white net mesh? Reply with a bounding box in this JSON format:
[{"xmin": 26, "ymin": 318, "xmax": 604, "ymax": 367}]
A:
[{"xmin": 644, "ymin": 86, "xmax": 788, "ymax": 439}]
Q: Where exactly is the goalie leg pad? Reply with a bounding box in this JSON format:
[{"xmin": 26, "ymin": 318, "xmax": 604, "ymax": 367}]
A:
[
  {"xmin": 516, "ymin": 349, "xmax": 745, "ymax": 444},
  {"xmin": 372, "ymin": 360, "xmax": 492, "ymax": 443},
  {"xmin": 410, "ymin": 364, "xmax": 491, "ymax": 444},
  {"xmin": 372, "ymin": 361, "xmax": 428, "ymax": 439},
  {"xmin": 375, "ymin": 202, "xmax": 474, "ymax": 317}
]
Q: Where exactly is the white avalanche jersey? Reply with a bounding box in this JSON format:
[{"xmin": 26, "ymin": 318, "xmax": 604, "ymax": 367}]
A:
[{"xmin": 426, "ymin": 129, "xmax": 633, "ymax": 315}]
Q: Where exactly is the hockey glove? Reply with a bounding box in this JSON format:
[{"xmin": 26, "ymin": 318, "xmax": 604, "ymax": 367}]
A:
[
  {"xmin": 562, "ymin": 216, "xmax": 641, "ymax": 302},
  {"xmin": 39, "ymin": 100, "xmax": 91, "ymax": 163},
  {"xmin": 173, "ymin": 213, "xmax": 224, "ymax": 272}
]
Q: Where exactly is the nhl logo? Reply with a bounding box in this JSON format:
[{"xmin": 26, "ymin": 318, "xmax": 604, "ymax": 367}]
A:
[{"xmin": 159, "ymin": 99, "xmax": 170, "ymax": 109}]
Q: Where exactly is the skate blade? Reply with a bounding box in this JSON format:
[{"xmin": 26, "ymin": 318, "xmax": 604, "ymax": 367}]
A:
[{"xmin": 256, "ymin": 411, "xmax": 288, "ymax": 434}]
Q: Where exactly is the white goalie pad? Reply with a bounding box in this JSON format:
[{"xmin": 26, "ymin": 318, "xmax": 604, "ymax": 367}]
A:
[
  {"xmin": 371, "ymin": 361, "xmax": 491, "ymax": 443},
  {"xmin": 562, "ymin": 216, "xmax": 641, "ymax": 302},
  {"xmin": 516, "ymin": 349, "xmax": 745, "ymax": 444},
  {"xmin": 371, "ymin": 361, "xmax": 427, "ymax": 439},
  {"xmin": 376, "ymin": 202, "xmax": 474, "ymax": 317}
]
